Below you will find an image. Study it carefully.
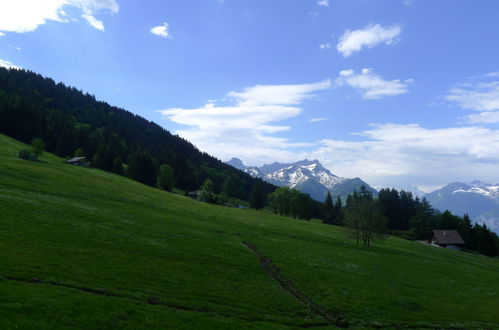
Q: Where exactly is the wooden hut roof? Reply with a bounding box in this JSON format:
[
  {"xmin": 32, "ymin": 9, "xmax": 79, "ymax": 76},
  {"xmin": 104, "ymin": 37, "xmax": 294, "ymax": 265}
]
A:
[{"xmin": 432, "ymin": 230, "xmax": 465, "ymax": 245}]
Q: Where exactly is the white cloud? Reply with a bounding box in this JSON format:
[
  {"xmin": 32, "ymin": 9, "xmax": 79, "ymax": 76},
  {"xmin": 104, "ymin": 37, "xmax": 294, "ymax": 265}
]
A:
[
  {"xmin": 159, "ymin": 78, "xmax": 499, "ymax": 190},
  {"xmin": 317, "ymin": 0, "xmax": 329, "ymax": 7},
  {"xmin": 337, "ymin": 23, "xmax": 402, "ymax": 57},
  {"xmin": 227, "ymin": 80, "xmax": 331, "ymax": 106},
  {"xmin": 336, "ymin": 68, "xmax": 412, "ymax": 99},
  {"xmin": 0, "ymin": 59, "xmax": 21, "ymax": 69},
  {"xmin": 0, "ymin": 32, "xmax": 5, "ymax": 37},
  {"xmin": 0, "ymin": 0, "xmax": 118, "ymax": 33},
  {"xmin": 82, "ymin": 14, "xmax": 104, "ymax": 31},
  {"xmin": 319, "ymin": 43, "xmax": 331, "ymax": 50},
  {"xmin": 150, "ymin": 23, "xmax": 170, "ymax": 38},
  {"xmin": 159, "ymin": 80, "xmax": 331, "ymax": 165},
  {"xmin": 446, "ymin": 73, "xmax": 499, "ymax": 124},
  {"xmin": 465, "ymin": 111, "xmax": 499, "ymax": 124},
  {"xmin": 310, "ymin": 124, "xmax": 499, "ymax": 189},
  {"xmin": 447, "ymin": 82, "xmax": 499, "ymax": 111},
  {"xmin": 310, "ymin": 118, "xmax": 328, "ymax": 122}
]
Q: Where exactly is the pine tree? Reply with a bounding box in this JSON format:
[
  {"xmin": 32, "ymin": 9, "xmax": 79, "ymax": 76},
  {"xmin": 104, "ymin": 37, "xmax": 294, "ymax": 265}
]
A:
[
  {"xmin": 250, "ymin": 184, "xmax": 264, "ymax": 210},
  {"xmin": 323, "ymin": 192, "xmax": 334, "ymax": 225},
  {"xmin": 334, "ymin": 197, "xmax": 343, "ymax": 225},
  {"xmin": 222, "ymin": 176, "xmax": 236, "ymax": 198},
  {"xmin": 127, "ymin": 151, "xmax": 157, "ymax": 187}
]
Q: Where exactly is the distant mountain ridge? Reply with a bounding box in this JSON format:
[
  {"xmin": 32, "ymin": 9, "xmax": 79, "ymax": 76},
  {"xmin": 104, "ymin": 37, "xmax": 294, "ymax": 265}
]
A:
[
  {"xmin": 424, "ymin": 180, "xmax": 499, "ymax": 233},
  {"xmin": 227, "ymin": 158, "xmax": 376, "ymax": 201}
]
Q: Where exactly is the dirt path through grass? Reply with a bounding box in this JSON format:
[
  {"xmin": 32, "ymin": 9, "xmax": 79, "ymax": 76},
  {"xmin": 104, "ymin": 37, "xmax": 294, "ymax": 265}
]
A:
[{"xmin": 241, "ymin": 241, "xmax": 349, "ymax": 328}]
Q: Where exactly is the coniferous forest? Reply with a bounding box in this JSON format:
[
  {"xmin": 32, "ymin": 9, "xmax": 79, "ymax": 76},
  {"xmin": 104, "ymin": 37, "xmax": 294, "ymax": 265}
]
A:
[
  {"xmin": 0, "ymin": 68, "xmax": 277, "ymax": 200},
  {"xmin": 323, "ymin": 186, "xmax": 499, "ymax": 256}
]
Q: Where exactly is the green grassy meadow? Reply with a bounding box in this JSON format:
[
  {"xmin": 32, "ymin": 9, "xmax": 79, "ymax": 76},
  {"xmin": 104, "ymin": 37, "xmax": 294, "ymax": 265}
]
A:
[{"xmin": 1, "ymin": 133, "xmax": 499, "ymax": 329}]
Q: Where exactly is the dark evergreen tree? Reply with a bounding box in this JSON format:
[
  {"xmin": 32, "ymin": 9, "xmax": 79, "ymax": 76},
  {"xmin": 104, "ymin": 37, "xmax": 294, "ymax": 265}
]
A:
[
  {"xmin": 222, "ymin": 175, "xmax": 237, "ymax": 198},
  {"xmin": 333, "ymin": 197, "xmax": 343, "ymax": 225},
  {"xmin": 250, "ymin": 184, "xmax": 265, "ymax": 210},
  {"xmin": 111, "ymin": 156, "xmax": 124, "ymax": 175},
  {"xmin": 127, "ymin": 152, "xmax": 157, "ymax": 187},
  {"xmin": 323, "ymin": 191, "xmax": 334, "ymax": 225}
]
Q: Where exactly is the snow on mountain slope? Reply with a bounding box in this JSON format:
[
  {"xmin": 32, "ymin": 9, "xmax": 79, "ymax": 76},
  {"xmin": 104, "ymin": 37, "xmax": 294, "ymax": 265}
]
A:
[
  {"xmin": 449, "ymin": 180, "xmax": 499, "ymax": 199},
  {"xmin": 425, "ymin": 180, "xmax": 499, "ymax": 233},
  {"xmin": 263, "ymin": 159, "xmax": 346, "ymax": 189},
  {"xmin": 226, "ymin": 158, "xmax": 375, "ymax": 201}
]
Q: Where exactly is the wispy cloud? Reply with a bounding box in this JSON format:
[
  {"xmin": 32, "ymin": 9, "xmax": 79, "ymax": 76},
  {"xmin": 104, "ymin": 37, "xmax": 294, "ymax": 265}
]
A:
[
  {"xmin": 336, "ymin": 68, "xmax": 412, "ymax": 99},
  {"xmin": 446, "ymin": 73, "xmax": 499, "ymax": 123},
  {"xmin": 0, "ymin": 0, "xmax": 119, "ymax": 33},
  {"xmin": 0, "ymin": 32, "xmax": 5, "ymax": 37},
  {"xmin": 82, "ymin": 14, "xmax": 104, "ymax": 31},
  {"xmin": 319, "ymin": 43, "xmax": 331, "ymax": 50},
  {"xmin": 447, "ymin": 81, "xmax": 499, "ymax": 112},
  {"xmin": 310, "ymin": 118, "xmax": 328, "ymax": 123},
  {"xmin": 317, "ymin": 0, "xmax": 329, "ymax": 7},
  {"xmin": 150, "ymin": 22, "xmax": 170, "ymax": 38},
  {"xmin": 159, "ymin": 80, "xmax": 331, "ymax": 164},
  {"xmin": 337, "ymin": 24, "xmax": 402, "ymax": 57}
]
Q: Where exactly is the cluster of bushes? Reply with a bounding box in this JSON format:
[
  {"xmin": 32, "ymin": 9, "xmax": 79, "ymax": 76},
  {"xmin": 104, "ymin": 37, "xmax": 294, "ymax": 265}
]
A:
[
  {"xmin": 194, "ymin": 178, "xmax": 249, "ymax": 208},
  {"xmin": 267, "ymin": 187, "xmax": 314, "ymax": 220},
  {"xmin": 18, "ymin": 138, "xmax": 45, "ymax": 161}
]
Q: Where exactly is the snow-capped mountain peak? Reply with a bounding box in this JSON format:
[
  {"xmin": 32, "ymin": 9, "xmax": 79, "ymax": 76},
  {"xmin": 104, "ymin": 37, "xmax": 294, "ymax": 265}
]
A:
[
  {"xmin": 226, "ymin": 158, "xmax": 375, "ymax": 201},
  {"xmin": 448, "ymin": 181, "xmax": 499, "ymax": 199},
  {"xmin": 424, "ymin": 180, "xmax": 499, "ymax": 233}
]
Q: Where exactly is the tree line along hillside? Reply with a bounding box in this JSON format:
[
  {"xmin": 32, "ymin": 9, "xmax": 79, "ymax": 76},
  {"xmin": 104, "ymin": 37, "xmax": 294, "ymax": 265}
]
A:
[
  {"xmin": 319, "ymin": 186, "xmax": 499, "ymax": 256},
  {"xmin": 0, "ymin": 68, "xmax": 277, "ymax": 201}
]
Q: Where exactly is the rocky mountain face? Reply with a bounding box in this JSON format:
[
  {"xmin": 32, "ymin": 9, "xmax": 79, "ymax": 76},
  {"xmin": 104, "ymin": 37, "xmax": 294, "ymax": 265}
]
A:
[
  {"xmin": 226, "ymin": 158, "xmax": 376, "ymax": 201},
  {"xmin": 424, "ymin": 180, "xmax": 499, "ymax": 233}
]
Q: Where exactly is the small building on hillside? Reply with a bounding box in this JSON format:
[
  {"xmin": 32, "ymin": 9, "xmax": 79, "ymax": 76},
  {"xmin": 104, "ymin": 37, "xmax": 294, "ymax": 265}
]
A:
[
  {"xmin": 431, "ymin": 230, "xmax": 465, "ymax": 248},
  {"xmin": 186, "ymin": 191, "xmax": 199, "ymax": 199},
  {"xmin": 65, "ymin": 156, "xmax": 87, "ymax": 166}
]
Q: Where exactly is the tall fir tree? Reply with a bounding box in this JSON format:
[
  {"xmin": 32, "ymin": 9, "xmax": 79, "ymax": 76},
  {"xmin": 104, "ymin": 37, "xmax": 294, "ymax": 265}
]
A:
[
  {"xmin": 323, "ymin": 191, "xmax": 334, "ymax": 225},
  {"xmin": 250, "ymin": 184, "xmax": 264, "ymax": 210}
]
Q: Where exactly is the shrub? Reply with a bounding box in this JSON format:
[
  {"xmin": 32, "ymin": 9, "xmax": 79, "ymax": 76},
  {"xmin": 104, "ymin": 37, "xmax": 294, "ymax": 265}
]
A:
[{"xmin": 18, "ymin": 149, "xmax": 36, "ymax": 161}]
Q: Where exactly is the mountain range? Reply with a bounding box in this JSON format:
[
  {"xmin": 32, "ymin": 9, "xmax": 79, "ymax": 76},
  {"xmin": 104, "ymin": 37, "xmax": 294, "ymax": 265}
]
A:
[
  {"xmin": 424, "ymin": 180, "xmax": 499, "ymax": 233},
  {"xmin": 227, "ymin": 158, "xmax": 376, "ymax": 201},
  {"xmin": 228, "ymin": 157, "xmax": 499, "ymax": 233}
]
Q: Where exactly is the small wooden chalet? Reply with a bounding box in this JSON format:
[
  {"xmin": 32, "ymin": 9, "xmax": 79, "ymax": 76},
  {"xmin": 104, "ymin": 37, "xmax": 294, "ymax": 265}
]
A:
[
  {"xmin": 431, "ymin": 230, "xmax": 465, "ymax": 248},
  {"xmin": 65, "ymin": 156, "xmax": 87, "ymax": 166}
]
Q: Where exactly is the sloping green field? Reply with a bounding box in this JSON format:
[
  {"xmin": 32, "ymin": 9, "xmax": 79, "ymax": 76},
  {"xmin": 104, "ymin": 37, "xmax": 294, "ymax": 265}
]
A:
[{"xmin": 1, "ymin": 133, "xmax": 498, "ymax": 329}]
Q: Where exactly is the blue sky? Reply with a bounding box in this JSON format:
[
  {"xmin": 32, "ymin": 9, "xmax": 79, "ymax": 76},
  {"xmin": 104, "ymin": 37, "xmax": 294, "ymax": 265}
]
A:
[{"xmin": 1, "ymin": 0, "xmax": 499, "ymax": 192}]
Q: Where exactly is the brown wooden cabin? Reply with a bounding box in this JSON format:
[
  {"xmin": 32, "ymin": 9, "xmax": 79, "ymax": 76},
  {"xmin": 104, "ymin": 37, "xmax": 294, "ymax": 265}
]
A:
[{"xmin": 431, "ymin": 230, "xmax": 465, "ymax": 248}]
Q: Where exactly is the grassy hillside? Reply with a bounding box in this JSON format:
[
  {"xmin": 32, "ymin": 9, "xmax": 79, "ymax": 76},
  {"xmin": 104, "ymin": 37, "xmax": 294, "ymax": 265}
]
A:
[{"xmin": 1, "ymin": 133, "xmax": 499, "ymax": 329}]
